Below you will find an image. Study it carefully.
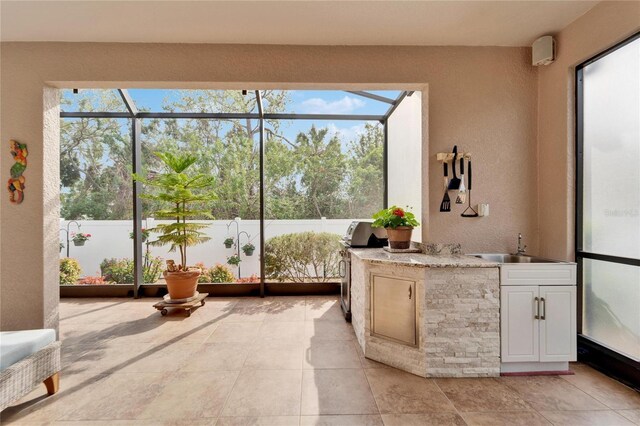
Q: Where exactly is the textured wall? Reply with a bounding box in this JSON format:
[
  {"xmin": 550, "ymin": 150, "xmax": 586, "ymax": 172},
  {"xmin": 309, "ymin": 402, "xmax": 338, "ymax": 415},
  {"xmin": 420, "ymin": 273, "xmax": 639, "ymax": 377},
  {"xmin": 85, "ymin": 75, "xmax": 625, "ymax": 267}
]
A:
[
  {"xmin": 537, "ymin": 1, "xmax": 640, "ymax": 261},
  {"xmin": 1, "ymin": 42, "xmax": 538, "ymax": 330}
]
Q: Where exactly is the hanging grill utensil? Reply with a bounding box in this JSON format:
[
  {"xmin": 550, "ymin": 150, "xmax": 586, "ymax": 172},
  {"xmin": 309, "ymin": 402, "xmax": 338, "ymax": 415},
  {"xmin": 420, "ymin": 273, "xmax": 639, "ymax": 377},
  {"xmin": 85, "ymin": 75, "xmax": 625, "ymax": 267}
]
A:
[
  {"xmin": 461, "ymin": 160, "xmax": 479, "ymax": 217},
  {"xmin": 439, "ymin": 162, "xmax": 451, "ymax": 212},
  {"xmin": 447, "ymin": 145, "xmax": 461, "ymax": 190},
  {"xmin": 456, "ymin": 156, "xmax": 466, "ymax": 204}
]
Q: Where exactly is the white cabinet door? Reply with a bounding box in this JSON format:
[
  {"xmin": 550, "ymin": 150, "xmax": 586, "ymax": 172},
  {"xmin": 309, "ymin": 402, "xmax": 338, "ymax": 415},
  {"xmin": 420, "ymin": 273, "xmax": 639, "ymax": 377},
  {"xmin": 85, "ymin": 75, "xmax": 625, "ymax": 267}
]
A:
[
  {"xmin": 539, "ymin": 285, "xmax": 577, "ymax": 362},
  {"xmin": 370, "ymin": 274, "xmax": 417, "ymax": 347},
  {"xmin": 501, "ymin": 286, "xmax": 539, "ymax": 362}
]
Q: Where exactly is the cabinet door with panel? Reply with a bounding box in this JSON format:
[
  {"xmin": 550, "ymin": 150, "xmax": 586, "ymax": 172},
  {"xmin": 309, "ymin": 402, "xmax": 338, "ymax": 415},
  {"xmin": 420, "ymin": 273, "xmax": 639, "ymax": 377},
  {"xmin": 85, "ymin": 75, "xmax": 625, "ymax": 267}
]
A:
[
  {"xmin": 539, "ymin": 285, "xmax": 577, "ymax": 362},
  {"xmin": 501, "ymin": 286, "xmax": 539, "ymax": 362},
  {"xmin": 370, "ymin": 274, "xmax": 417, "ymax": 347}
]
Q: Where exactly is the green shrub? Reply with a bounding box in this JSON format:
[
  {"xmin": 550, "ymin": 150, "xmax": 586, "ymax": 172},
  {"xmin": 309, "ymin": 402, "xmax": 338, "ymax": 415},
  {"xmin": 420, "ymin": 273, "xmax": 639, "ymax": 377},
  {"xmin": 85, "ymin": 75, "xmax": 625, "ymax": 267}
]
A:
[
  {"xmin": 197, "ymin": 263, "xmax": 235, "ymax": 283},
  {"xmin": 100, "ymin": 255, "xmax": 163, "ymax": 284},
  {"xmin": 60, "ymin": 258, "xmax": 82, "ymax": 285},
  {"xmin": 264, "ymin": 232, "xmax": 341, "ymax": 283},
  {"xmin": 100, "ymin": 258, "xmax": 134, "ymax": 284}
]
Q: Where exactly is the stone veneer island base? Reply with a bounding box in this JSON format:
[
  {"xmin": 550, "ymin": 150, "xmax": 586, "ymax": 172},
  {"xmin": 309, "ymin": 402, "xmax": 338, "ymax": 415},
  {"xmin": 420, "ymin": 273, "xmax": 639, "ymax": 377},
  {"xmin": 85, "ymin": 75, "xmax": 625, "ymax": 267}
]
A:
[{"xmin": 350, "ymin": 248, "xmax": 501, "ymax": 378}]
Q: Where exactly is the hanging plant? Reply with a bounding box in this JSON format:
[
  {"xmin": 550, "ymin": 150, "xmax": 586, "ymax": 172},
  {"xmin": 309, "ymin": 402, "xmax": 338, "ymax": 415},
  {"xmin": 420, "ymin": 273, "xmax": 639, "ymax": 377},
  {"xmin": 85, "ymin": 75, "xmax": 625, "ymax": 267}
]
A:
[
  {"xmin": 224, "ymin": 237, "xmax": 234, "ymax": 249},
  {"xmin": 242, "ymin": 243, "xmax": 255, "ymax": 256},
  {"xmin": 227, "ymin": 255, "xmax": 241, "ymax": 266},
  {"xmin": 71, "ymin": 232, "xmax": 91, "ymax": 246}
]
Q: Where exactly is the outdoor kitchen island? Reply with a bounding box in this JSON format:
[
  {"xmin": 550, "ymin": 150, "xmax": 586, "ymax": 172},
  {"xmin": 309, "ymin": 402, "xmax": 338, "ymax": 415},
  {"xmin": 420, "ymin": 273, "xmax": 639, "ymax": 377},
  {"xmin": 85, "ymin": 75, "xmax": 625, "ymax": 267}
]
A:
[{"xmin": 349, "ymin": 247, "xmax": 501, "ymax": 378}]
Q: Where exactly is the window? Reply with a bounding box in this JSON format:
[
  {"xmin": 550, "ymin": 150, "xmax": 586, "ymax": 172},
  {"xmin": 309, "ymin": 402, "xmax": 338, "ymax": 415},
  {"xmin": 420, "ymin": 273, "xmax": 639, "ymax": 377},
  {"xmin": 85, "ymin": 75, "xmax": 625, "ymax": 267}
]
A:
[{"xmin": 576, "ymin": 33, "xmax": 640, "ymax": 376}]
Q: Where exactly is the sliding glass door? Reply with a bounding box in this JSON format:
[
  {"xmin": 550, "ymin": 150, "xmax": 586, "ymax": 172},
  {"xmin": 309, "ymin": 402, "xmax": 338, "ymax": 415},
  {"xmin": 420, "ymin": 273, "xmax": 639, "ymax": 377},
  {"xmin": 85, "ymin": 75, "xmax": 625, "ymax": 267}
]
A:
[{"xmin": 576, "ymin": 33, "xmax": 640, "ymax": 381}]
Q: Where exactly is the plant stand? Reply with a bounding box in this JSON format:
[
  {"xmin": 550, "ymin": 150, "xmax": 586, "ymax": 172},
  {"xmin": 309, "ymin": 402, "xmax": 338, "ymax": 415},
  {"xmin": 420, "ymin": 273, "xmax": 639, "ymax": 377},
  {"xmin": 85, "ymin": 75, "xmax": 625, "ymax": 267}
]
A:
[{"xmin": 153, "ymin": 292, "xmax": 208, "ymax": 317}]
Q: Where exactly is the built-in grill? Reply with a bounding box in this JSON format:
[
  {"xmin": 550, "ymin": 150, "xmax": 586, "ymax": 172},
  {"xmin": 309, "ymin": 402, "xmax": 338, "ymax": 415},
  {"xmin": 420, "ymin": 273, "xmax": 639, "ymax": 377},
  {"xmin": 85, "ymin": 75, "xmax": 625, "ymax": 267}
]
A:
[{"xmin": 340, "ymin": 221, "xmax": 388, "ymax": 321}]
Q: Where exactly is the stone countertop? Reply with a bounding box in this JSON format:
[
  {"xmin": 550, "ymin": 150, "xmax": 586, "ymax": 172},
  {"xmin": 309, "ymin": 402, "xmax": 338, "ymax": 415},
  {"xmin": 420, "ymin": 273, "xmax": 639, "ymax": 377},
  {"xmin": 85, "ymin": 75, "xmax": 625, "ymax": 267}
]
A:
[{"xmin": 349, "ymin": 248, "xmax": 499, "ymax": 268}]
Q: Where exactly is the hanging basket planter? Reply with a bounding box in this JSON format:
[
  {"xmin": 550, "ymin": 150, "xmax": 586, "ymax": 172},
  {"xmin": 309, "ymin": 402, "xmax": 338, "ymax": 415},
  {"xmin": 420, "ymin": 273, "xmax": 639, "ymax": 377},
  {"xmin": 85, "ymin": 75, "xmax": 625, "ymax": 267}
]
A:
[
  {"xmin": 224, "ymin": 238, "xmax": 234, "ymax": 249},
  {"xmin": 242, "ymin": 243, "xmax": 255, "ymax": 256},
  {"xmin": 71, "ymin": 232, "xmax": 91, "ymax": 247}
]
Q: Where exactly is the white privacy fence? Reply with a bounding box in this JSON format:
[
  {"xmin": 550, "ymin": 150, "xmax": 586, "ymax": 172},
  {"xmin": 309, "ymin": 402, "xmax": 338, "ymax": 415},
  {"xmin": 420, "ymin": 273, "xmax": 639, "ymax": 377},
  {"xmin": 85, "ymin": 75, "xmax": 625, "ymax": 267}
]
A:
[{"xmin": 60, "ymin": 218, "xmax": 356, "ymax": 279}]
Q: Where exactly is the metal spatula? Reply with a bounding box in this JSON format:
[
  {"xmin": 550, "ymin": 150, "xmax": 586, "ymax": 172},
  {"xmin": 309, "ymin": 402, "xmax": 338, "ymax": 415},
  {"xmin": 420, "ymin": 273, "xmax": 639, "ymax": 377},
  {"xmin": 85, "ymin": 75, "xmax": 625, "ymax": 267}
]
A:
[
  {"xmin": 439, "ymin": 163, "xmax": 451, "ymax": 212},
  {"xmin": 447, "ymin": 145, "xmax": 461, "ymax": 190},
  {"xmin": 456, "ymin": 157, "xmax": 466, "ymax": 204}
]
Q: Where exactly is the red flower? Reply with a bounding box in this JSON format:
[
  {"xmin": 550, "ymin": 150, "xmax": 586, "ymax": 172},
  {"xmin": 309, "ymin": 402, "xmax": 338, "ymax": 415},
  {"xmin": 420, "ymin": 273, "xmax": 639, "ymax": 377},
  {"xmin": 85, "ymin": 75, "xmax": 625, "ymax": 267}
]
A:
[
  {"xmin": 393, "ymin": 208, "xmax": 405, "ymax": 217},
  {"xmin": 86, "ymin": 234, "xmax": 91, "ymax": 237}
]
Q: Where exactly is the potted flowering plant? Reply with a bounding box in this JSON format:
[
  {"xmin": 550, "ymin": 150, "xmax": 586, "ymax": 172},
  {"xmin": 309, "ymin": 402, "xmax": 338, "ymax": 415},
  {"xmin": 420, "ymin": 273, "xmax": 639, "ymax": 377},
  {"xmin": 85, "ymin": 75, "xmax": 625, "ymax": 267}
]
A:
[
  {"xmin": 227, "ymin": 255, "xmax": 241, "ymax": 266},
  {"xmin": 372, "ymin": 205, "xmax": 420, "ymax": 249},
  {"xmin": 71, "ymin": 232, "xmax": 91, "ymax": 246},
  {"xmin": 242, "ymin": 243, "xmax": 255, "ymax": 256},
  {"xmin": 133, "ymin": 151, "xmax": 217, "ymax": 300},
  {"xmin": 223, "ymin": 237, "xmax": 234, "ymax": 249}
]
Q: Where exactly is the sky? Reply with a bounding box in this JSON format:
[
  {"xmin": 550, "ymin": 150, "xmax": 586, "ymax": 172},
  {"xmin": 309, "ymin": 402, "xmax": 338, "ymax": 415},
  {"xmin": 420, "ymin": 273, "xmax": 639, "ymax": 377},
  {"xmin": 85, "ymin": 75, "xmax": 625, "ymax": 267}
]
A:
[{"xmin": 61, "ymin": 89, "xmax": 402, "ymax": 150}]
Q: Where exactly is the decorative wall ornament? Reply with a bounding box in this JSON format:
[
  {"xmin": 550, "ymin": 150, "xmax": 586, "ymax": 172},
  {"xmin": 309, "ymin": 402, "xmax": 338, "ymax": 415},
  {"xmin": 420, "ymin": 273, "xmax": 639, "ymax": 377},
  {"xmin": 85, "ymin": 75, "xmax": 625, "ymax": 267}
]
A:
[{"xmin": 7, "ymin": 139, "xmax": 28, "ymax": 204}]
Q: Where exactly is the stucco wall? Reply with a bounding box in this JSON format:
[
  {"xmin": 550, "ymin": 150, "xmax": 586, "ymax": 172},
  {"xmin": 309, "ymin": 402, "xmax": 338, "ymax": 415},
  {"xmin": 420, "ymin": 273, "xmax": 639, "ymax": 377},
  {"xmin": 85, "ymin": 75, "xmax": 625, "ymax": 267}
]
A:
[
  {"xmin": 537, "ymin": 1, "xmax": 640, "ymax": 261},
  {"xmin": 2, "ymin": 42, "xmax": 539, "ymax": 330}
]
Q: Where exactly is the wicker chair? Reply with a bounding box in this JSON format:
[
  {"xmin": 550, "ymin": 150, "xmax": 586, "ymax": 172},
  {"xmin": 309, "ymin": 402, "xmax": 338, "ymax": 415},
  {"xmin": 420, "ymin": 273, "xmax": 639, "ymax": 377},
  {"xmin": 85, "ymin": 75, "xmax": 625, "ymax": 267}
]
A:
[{"xmin": 0, "ymin": 331, "xmax": 61, "ymax": 412}]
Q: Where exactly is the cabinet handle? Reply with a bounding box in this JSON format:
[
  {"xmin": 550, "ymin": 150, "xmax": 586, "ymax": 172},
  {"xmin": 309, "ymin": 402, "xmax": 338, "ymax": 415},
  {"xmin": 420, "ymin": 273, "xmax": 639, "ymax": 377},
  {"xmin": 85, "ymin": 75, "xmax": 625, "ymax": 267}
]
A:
[
  {"xmin": 534, "ymin": 297, "xmax": 540, "ymax": 319},
  {"xmin": 408, "ymin": 285, "xmax": 412, "ymax": 300},
  {"xmin": 540, "ymin": 297, "xmax": 546, "ymax": 320}
]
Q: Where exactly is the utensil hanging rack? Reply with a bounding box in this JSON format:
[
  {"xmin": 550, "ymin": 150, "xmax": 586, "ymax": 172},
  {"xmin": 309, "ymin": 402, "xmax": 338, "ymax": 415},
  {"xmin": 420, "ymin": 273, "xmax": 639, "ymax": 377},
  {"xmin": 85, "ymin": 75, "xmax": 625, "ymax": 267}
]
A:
[
  {"xmin": 436, "ymin": 150, "xmax": 481, "ymax": 218},
  {"xmin": 436, "ymin": 152, "xmax": 472, "ymax": 163}
]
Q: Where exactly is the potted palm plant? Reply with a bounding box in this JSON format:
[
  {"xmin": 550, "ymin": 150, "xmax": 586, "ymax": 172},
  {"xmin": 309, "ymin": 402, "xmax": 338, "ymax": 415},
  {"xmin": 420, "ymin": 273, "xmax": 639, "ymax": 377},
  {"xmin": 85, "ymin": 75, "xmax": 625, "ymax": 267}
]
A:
[
  {"xmin": 372, "ymin": 205, "xmax": 420, "ymax": 249},
  {"xmin": 134, "ymin": 152, "xmax": 217, "ymax": 300}
]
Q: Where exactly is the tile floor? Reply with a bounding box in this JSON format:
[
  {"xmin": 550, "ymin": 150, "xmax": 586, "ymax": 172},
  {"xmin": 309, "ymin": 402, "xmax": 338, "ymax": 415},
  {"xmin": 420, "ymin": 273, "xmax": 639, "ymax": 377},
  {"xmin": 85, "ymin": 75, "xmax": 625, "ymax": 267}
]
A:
[{"xmin": 1, "ymin": 296, "xmax": 638, "ymax": 425}]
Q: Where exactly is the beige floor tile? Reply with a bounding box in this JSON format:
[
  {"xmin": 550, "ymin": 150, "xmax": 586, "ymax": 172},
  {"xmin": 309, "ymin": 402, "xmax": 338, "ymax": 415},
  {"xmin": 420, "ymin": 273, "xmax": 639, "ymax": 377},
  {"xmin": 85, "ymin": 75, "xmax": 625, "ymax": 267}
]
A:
[
  {"xmin": 301, "ymin": 369, "xmax": 378, "ymax": 415},
  {"xmin": 221, "ymin": 303, "xmax": 268, "ymax": 323},
  {"xmin": 300, "ymin": 414, "xmax": 384, "ymax": 425},
  {"xmin": 562, "ymin": 364, "xmax": 640, "ymax": 409},
  {"xmin": 221, "ymin": 370, "xmax": 302, "ymax": 417},
  {"xmin": 265, "ymin": 299, "xmax": 307, "ymax": 322},
  {"xmin": 498, "ymin": 375, "xmax": 609, "ymax": 411},
  {"xmin": 216, "ymin": 416, "xmax": 300, "ymax": 425},
  {"xmin": 138, "ymin": 371, "xmax": 238, "ymax": 420},
  {"xmin": 618, "ymin": 409, "xmax": 640, "ymax": 425},
  {"xmin": 259, "ymin": 321, "xmax": 307, "ymax": 342},
  {"xmin": 181, "ymin": 342, "xmax": 252, "ymax": 371},
  {"xmin": 305, "ymin": 320, "xmax": 356, "ymax": 342},
  {"xmin": 60, "ymin": 372, "xmax": 167, "ymax": 420},
  {"xmin": 461, "ymin": 411, "xmax": 551, "ymax": 426},
  {"xmin": 0, "ymin": 371, "xmax": 110, "ymax": 424},
  {"xmin": 304, "ymin": 340, "xmax": 362, "ymax": 369},
  {"xmin": 118, "ymin": 342, "xmax": 201, "ymax": 373},
  {"xmin": 539, "ymin": 410, "xmax": 635, "ymax": 425},
  {"xmin": 207, "ymin": 322, "xmax": 261, "ymax": 343},
  {"xmin": 305, "ymin": 298, "xmax": 344, "ymax": 321},
  {"xmin": 244, "ymin": 342, "xmax": 305, "ymax": 370},
  {"xmin": 303, "ymin": 340, "xmax": 362, "ymax": 369},
  {"xmin": 365, "ymin": 368, "xmax": 455, "ymax": 414},
  {"xmin": 65, "ymin": 342, "xmax": 151, "ymax": 375},
  {"xmin": 435, "ymin": 377, "xmax": 531, "ymax": 412},
  {"xmin": 381, "ymin": 413, "xmax": 467, "ymax": 426}
]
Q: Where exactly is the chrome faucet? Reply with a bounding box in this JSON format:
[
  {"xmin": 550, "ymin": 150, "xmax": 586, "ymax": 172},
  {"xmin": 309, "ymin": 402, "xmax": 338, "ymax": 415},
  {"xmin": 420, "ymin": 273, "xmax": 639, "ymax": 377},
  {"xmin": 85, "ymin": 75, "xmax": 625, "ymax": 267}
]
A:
[{"xmin": 515, "ymin": 233, "xmax": 527, "ymax": 255}]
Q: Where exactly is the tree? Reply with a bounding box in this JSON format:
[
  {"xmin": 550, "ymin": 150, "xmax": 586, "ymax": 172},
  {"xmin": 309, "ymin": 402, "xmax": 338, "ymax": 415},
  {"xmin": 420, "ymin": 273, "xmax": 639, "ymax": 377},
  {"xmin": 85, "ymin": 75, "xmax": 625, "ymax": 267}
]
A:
[
  {"xmin": 347, "ymin": 123, "xmax": 384, "ymax": 218},
  {"xmin": 296, "ymin": 125, "xmax": 347, "ymax": 218}
]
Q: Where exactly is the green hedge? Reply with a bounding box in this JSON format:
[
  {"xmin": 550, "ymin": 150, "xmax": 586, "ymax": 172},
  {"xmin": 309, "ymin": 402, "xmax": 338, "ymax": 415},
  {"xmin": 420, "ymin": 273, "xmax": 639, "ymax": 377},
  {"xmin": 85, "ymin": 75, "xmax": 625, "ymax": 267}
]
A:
[
  {"xmin": 100, "ymin": 256, "xmax": 163, "ymax": 284},
  {"xmin": 264, "ymin": 232, "xmax": 341, "ymax": 283}
]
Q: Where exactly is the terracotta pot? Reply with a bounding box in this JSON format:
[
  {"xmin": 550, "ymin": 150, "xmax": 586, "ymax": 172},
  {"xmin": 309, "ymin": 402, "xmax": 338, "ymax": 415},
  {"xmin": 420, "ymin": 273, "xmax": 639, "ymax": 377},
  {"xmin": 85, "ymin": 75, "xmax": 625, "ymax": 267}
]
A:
[
  {"xmin": 386, "ymin": 226, "xmax": 413, "ymax": 249},
  {"xmin": 164, "ymin": 269, "xmax": 201, "ymax": 300}
]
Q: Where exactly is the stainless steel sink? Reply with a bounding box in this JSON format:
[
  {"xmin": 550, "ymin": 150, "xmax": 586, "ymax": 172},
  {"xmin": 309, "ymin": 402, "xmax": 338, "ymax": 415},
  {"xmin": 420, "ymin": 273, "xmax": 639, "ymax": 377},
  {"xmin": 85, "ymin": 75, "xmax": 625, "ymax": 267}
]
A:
[{"xmin": 470, "ymin": 253, "xmax": 559, "ymax": 263}]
